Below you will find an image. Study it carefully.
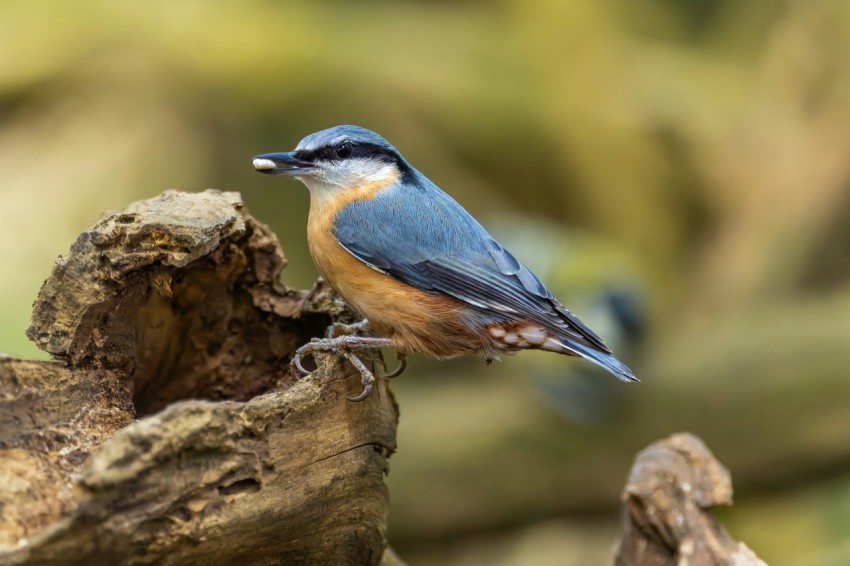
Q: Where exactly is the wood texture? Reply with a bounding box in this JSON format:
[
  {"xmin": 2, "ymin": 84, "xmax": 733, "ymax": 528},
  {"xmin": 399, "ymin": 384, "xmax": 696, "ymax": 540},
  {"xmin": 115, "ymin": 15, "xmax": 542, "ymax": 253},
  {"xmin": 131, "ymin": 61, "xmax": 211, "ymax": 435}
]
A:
[
  {"xmin": 1, "ymin": 190, "xmax": 400, "ymax": 565},
  {"xmin": 614, "ymin": 433, "xmax": 765, "ymax": 566}
]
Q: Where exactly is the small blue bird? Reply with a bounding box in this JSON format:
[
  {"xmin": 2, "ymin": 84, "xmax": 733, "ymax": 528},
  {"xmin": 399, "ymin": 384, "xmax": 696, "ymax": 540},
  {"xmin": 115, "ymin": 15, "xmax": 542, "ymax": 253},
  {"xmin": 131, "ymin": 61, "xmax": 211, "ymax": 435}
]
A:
[{"xmin": 253, "ymin": 125, "xmax": 636, "ymax": 400}]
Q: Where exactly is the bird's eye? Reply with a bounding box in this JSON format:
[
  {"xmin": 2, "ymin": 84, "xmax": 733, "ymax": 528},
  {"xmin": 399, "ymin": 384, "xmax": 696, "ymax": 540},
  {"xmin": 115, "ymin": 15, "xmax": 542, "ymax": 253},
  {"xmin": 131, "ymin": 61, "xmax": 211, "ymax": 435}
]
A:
[{"xmin": 336, "ymin": 143, "xmax": 353, "ymax": 159}]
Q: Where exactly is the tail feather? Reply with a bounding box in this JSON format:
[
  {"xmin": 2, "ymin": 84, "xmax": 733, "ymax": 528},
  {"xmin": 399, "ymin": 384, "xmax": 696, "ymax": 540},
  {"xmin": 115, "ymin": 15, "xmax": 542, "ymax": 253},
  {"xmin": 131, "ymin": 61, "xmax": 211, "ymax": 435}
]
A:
[
  {"xmin": 554, "ymin": 338, "xmax": 638, "ymax": 383},
  {"xmin": 486, "ymin": 322, "xmax": 638, "ymax": 382}
]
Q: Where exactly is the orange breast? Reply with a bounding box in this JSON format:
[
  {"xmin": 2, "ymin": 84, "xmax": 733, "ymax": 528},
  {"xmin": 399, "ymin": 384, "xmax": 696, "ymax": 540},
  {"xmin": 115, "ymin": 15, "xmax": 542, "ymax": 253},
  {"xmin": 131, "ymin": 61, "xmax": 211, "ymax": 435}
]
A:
[{"xmin": 306, "ymin": 180, "xmax": 483, "ymax": 358}]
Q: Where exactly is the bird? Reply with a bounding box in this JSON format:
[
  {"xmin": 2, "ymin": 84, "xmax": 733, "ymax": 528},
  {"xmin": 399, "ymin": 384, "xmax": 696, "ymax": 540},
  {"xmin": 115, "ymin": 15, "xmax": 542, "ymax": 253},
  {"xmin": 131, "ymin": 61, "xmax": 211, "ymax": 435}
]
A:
[{"xmin": 252, "ymin": 125, "xmax": 637, "ymax": 400}]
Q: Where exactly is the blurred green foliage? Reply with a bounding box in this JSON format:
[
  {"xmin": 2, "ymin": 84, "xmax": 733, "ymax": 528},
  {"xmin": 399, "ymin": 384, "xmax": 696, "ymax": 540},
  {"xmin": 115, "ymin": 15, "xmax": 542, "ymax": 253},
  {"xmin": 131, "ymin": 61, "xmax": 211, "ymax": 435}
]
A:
[{"xmin": 2, "ymin": 0, "xmax": 849, "ymax": 564}]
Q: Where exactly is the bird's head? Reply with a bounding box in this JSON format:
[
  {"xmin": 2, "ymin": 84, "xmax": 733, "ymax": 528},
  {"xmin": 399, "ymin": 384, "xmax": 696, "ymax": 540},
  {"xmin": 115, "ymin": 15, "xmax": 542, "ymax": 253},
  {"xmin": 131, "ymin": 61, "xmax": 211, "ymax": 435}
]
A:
[{"xmin": 253, "ymin": 125, "xmax": 407, "ymax": 197}]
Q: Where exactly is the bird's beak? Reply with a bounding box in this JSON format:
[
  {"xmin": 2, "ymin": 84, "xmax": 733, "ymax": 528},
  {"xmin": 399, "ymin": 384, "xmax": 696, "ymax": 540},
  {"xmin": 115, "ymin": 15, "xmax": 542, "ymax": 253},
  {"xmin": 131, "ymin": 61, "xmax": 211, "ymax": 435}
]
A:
[{"xmin": 252, "ymin": 152, "xmax": 315, "ymax": 176}]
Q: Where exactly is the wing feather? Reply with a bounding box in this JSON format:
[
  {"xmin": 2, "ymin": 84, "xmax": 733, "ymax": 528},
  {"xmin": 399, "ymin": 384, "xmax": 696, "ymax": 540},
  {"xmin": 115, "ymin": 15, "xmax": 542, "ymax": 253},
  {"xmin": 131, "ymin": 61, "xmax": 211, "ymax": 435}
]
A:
[{"xmin": 333, "ymin": 173, "xmax": 611, "ymax": 354}]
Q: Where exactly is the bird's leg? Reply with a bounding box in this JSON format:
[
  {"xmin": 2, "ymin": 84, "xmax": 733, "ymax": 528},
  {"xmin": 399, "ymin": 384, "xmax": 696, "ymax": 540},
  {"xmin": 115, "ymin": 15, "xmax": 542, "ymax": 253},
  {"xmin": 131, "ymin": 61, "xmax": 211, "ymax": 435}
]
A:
[
  {"xmin": 323, "ymin": 319, "xmax": 407, "ymax": 378},
  {"xmin": 292, "ymin": 335, "xmax": 395, "ymax": 401}
]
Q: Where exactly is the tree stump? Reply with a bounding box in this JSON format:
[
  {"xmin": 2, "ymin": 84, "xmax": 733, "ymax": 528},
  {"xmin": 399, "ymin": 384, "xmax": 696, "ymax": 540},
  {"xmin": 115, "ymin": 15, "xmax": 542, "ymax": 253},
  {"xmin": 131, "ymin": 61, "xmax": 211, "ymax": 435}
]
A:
[
  {"xmin": 1, "ymin": 190, "xmax": 400, "ymax": 565},
  {"xmin": 614, "ymin": 433, "xmax": 765, "ymax": 566}
]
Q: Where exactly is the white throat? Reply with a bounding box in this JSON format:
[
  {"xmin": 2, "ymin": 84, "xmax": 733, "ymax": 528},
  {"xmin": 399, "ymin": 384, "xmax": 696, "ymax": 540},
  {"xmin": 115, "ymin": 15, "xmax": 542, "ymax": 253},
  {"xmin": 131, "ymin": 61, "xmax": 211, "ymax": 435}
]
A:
[{"xmin": 299, "ymin": 159, "xmax": 399, "ymax": 204}]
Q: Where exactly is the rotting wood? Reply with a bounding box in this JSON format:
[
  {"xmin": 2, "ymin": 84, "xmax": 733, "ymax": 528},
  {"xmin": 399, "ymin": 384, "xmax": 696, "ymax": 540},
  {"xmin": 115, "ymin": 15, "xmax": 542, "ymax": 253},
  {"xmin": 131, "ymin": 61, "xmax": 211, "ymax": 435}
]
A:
[
  {"xmin": 614, "ymin": 433, "xmax": 766, "ymax": 566},
  {"xmin": 1, "ymin": 189, "xmax": 401, "ymax": 565}
]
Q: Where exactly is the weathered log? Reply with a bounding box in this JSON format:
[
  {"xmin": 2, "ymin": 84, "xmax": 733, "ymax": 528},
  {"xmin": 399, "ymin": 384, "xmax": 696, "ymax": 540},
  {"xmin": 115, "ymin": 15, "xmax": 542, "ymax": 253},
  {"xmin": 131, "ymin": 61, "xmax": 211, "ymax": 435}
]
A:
[
  {"xmin": 1, "ymin": 190, "xmax": 400, "ymax": 565},
  {"xmin": 614, "ymin": 433, "xmax": 765, "ymax": 566}
]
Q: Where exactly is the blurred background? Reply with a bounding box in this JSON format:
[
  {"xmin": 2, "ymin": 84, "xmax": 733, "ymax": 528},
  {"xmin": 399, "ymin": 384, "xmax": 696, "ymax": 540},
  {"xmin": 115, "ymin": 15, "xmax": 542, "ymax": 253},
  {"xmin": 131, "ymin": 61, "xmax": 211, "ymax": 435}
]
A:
[{"xmin": 2, "ymin": 0, "xmax": 850, "ymax": 563}]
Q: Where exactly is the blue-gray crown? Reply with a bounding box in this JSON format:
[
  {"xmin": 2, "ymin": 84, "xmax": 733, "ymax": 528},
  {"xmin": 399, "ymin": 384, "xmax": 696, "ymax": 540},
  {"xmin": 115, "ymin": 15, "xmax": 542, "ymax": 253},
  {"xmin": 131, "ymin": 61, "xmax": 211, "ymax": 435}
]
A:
[{"xmin": 296, "ymin": 125, "xmax": 398, "ymax": 154}]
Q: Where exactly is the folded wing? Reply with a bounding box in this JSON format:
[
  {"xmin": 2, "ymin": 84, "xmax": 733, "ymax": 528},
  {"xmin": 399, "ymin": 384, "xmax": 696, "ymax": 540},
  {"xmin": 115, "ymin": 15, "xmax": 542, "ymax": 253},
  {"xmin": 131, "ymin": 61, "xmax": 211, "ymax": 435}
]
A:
[{"xmin": 333, "ymin": 172, "xmax": 614, "ymax": 358}]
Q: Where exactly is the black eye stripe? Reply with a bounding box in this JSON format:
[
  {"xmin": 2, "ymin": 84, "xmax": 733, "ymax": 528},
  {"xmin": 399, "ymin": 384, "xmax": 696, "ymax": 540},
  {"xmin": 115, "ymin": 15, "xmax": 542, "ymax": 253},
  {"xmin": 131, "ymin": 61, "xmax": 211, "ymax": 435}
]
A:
[{"xmin": 296, "ymin": 142, "xmax": 399, "ymax": 164}]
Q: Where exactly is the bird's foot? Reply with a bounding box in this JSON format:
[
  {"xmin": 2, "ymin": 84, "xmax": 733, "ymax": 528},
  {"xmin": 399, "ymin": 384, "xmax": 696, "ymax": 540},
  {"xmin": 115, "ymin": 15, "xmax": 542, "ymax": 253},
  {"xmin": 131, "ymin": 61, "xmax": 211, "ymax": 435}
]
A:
[
  {"xmin": 292, "ymin": 335, "xmax": 395, "ymax": 401},
  {"xmin": 323, "ymin": 319, "xmax": 406, "ymax": 378},
  {"xmin": 325, "ymin": 319, "xmax": 371, "ymax": 339}
]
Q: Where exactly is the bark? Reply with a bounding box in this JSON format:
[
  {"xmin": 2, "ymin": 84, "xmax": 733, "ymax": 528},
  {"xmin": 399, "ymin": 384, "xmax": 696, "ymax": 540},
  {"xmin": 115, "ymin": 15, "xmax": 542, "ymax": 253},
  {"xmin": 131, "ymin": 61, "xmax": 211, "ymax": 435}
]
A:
[
  {"xmin": 614, "ymin": 433, "xmax": 765, "ymax": 566},
  {"xmin": 1, "ymin": 190, "xmax": 400, "ymax": 565}
]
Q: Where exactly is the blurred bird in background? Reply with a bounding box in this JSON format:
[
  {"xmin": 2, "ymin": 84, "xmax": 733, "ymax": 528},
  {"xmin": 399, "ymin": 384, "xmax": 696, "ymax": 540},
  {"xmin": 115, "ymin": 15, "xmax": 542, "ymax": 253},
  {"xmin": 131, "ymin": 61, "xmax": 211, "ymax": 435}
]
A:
[{"xmin": 253, "ymin": 125, "xmax": 637, "ymax": 400}]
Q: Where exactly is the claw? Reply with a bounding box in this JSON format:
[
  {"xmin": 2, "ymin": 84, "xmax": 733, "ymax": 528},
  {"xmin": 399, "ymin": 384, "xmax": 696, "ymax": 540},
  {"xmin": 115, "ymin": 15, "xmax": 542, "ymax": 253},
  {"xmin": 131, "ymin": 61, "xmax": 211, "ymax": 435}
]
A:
[
  {"xmin": 341, "ymin": 350, "xmax": 376, "ymax": 402},
  {"xmin": 292, "ymin": 342, "xmax": 315, "ymax": 375},
  {"xmin": 347, "ymin": 381, "xmax": 373, "ymax": 402},
  {"xmin": 289, "ymin": 335, "xmax": 394, "ymax": 401},
  {"xmin": 385, "ymin": 355, "xmax": 407, "ymax": 379}
]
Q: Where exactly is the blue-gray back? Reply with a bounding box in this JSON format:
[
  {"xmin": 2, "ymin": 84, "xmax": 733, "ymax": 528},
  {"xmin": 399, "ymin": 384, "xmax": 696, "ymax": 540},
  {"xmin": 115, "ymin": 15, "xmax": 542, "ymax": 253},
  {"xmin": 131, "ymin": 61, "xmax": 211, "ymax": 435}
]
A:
[{"xmin": 333, "ymin": 167, "xmax": 610, "ymax": 353}]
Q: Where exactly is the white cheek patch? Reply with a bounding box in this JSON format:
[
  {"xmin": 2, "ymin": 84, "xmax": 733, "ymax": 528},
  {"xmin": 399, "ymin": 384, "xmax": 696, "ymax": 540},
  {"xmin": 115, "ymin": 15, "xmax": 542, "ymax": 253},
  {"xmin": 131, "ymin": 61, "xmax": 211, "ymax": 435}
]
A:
[
  {"xmin": 303, "ymin": 159, "xmax": 398, "ymax": 193},
  {"xmin": 360, "ymin": 162, "xmax": 398, "ymax": 184}
]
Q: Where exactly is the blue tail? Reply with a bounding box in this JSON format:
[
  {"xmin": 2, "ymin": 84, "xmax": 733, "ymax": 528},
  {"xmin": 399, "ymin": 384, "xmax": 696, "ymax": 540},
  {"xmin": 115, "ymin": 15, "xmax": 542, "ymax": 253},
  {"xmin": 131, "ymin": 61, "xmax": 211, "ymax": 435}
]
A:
[{"xmin": 560, "ymin": 340, "xmax": 639, "ymax": 383}]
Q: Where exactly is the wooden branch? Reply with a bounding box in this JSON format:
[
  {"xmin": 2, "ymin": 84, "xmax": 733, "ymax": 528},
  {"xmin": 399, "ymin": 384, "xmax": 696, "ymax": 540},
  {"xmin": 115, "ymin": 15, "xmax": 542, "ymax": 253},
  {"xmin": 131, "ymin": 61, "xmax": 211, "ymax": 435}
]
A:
[
  {"xmin": 614, "ymin": 433, "xmax": 765, "ymax": 566},
  {"xmin": 1, "ymin": 190, "xmax": 400, "ymax": 565}
]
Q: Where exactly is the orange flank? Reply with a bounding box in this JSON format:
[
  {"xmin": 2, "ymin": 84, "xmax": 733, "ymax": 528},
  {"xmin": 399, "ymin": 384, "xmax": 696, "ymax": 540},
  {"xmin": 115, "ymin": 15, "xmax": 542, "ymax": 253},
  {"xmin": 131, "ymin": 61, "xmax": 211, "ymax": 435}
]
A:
[{"xmin": 307, "ymin": 174, "xmax": 483, "ymax": 358}]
